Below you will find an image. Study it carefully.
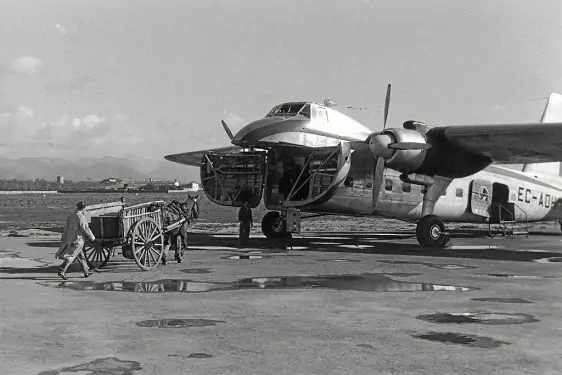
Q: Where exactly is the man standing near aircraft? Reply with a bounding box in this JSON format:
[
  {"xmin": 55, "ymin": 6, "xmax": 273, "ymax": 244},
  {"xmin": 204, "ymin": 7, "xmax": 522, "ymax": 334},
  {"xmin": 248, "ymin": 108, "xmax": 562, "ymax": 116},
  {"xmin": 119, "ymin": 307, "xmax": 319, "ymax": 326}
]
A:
[
  {"xmin": 238, "ymin": 201, "xmax": 253, "ymax": 246},
  {"xmin": 55, "ymin": 201, "xmax": 96, "ymax": 280}
]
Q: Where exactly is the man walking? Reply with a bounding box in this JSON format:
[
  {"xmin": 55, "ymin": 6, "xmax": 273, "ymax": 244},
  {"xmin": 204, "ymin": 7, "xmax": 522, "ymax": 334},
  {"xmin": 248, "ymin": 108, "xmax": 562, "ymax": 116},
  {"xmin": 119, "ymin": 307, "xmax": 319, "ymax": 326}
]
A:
[
  {"xmin": 55, "ymin": 201, "xmax": 96, "ymax": 280},
  {"xmin": 238, "ymin": 201, "xmax": 253, "ymax": 246}
]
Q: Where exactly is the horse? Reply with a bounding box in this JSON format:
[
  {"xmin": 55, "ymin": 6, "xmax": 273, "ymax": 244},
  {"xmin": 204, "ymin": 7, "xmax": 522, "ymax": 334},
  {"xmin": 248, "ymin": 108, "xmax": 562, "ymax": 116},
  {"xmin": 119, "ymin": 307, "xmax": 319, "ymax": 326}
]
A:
[{"xmin": 159, "ymin": 195, "xmax": 200, "ymax": 264}]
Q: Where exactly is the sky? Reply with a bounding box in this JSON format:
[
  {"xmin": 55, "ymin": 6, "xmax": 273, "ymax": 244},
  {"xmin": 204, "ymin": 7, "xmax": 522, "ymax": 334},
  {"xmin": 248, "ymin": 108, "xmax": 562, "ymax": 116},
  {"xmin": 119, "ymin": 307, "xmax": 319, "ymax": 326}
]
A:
[{"xmin": 0, "ymin": 0, "xmax": 561, "ymax": 167}]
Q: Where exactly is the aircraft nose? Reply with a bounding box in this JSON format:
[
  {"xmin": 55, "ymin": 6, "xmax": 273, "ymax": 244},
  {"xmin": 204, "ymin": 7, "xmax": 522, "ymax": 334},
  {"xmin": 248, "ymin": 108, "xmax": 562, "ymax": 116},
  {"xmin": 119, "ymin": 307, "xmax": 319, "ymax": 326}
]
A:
[{"xmin": 232, "ymin": 116, "xmax": 307, "ymax": 146}]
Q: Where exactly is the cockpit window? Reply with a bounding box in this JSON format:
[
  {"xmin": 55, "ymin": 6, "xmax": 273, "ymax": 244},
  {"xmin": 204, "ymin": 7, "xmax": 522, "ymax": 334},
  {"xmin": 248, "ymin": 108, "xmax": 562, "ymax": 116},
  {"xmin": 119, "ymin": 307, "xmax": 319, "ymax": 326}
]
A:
[
  {"xmin": 298, "ymin": 103, "xmax": 310, "ymax": 118},
  {"xmin": 266, "ymin": 102, "xmax": 309, "ymax": 118}
]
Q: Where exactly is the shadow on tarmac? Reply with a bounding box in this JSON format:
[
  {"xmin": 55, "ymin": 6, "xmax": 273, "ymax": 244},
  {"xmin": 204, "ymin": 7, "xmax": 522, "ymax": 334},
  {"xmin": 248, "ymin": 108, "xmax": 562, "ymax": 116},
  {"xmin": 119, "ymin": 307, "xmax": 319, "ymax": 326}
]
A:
[
  {"xmin": 21, "ymin": 229, "xmax": 562, "ymax": 265},
  {"xmin": 184, "ymin": 232, "xmax": 562, "ymax": 263}
]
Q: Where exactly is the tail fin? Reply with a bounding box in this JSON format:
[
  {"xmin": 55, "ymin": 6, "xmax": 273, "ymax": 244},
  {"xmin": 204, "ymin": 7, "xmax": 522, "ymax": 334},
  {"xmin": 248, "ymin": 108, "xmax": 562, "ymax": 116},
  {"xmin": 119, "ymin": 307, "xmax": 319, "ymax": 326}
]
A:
[{"xmin": 522, "ymin": 93, "xmax": 562, "ymax": 176}]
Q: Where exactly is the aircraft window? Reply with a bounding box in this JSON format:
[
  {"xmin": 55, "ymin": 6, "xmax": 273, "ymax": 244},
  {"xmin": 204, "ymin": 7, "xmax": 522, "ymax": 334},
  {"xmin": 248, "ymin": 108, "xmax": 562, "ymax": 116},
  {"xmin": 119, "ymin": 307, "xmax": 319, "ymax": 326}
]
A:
[
  {"xmin": 385, "ymin": 179, "xmax": 393, "ymax": 191},
  {"xmin": 456, "ymin": 188, "xmax": 463, "ymax": 198},
  {"xmin": 266, "ymin": 102, "xmax": 307, "ymax": 117},
  {"xmin": 299, "ymin": 103, "xmax": 311, "ymax": 118},
  {"xmin": 312, "ymin": 105, "xmax": 328, "ymax": 122},
  {"xmin": 402, "ymin": 183, "xmax": 411, "ymax": 193}
]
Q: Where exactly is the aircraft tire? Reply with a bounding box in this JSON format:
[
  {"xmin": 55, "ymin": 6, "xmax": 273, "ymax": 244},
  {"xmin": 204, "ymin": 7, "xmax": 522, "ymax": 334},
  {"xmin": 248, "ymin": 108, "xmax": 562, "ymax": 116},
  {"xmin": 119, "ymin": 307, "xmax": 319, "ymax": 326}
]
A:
[
  {"xmin": 261, "ymin": 211, "xmax": 289, "ymax": 239},
  {"xmin": 416, "ymin": 215, "xmax": 446, "ymax": 247}
]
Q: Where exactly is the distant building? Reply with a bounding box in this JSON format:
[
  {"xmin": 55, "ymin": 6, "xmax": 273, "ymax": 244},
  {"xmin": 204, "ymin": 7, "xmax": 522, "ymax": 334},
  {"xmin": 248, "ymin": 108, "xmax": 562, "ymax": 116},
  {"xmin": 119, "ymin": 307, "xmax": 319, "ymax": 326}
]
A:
[
  {"xmin": 56, "ymin": 175, "xmax": 64, "ymax": 184},
  {"xmin": 185, "ymin": 182, "xmax": 200, "ymax": 191},
  {"xmin": 101, "ymin": 178, "xmax": 123, "ymax": 184}
]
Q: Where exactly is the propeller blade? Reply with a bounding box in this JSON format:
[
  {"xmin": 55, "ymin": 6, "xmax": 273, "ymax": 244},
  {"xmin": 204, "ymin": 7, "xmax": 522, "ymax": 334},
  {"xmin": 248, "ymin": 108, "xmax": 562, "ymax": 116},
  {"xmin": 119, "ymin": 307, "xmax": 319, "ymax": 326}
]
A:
[
  {"xmin": 383, "ymin": 84, "xmax": 391, "ymax": 129},
  {"xmin": 387, "ymin": 142, "xmax": 431, "ymax": 150},
  {"xmin": 221, "ymin": 120, "xmax": 234, "ymax": 141},
  {"xmin": 372, "ymin": 157, "xmax": 386, "ymax": 208}
]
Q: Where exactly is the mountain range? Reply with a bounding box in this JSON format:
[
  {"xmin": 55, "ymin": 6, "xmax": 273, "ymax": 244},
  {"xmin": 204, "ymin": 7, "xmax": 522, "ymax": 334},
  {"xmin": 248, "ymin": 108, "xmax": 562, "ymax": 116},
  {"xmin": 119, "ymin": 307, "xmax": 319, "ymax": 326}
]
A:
[{"xmin": 0, "ymin": 156, "xmax": 199, "ymax": 182}]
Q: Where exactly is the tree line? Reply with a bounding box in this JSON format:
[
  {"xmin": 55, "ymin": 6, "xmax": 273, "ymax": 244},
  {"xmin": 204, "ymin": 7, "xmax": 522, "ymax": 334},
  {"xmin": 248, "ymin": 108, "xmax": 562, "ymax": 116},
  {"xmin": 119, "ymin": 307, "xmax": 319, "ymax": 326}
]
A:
[{"xmin": 0, "ymin": 179, "xmax": 178, "ymax": 192}]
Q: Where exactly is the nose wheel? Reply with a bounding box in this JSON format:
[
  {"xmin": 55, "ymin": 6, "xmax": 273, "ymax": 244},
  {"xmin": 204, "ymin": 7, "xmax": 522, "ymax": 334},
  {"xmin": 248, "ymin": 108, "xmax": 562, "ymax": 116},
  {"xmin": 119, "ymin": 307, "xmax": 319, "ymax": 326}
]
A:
[
  {"xmin": 416, "ymin": 215, "xmax": 447, "ymax": 247},
  {"xmin": 261, "ymin": 211, "xmax": 291, "ymax": 239}
]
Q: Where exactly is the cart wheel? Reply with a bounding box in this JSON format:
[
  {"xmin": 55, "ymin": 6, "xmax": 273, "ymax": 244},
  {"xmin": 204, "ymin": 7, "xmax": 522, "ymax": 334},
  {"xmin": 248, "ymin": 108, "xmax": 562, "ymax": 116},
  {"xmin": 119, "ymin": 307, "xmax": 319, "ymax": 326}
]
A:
[
  {"xmin": 83, "ymin": 242, "xmax": 113, "ymax": 269},
  {"xmin": 131, "ymin": 217, "xmax": 164, "ymax": 271}
]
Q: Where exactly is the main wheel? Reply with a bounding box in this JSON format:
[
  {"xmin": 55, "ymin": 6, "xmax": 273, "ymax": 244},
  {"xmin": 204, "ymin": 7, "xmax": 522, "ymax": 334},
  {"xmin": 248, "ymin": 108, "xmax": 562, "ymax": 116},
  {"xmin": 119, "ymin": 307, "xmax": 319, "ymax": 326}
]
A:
[
  {"xmin": 83, "ymin": 242, "xmax": 113, "ymax": 269},
  {"xmin": 416, "ymin": 215, "xmax": 446, "ymax": 247},
  {"xmin": 261, "ymin": 211, "xmax": 289, "ymax": 239},
  {"xmin": 131, "ymin": 217, "xmax": 164, "ymax": 271}
]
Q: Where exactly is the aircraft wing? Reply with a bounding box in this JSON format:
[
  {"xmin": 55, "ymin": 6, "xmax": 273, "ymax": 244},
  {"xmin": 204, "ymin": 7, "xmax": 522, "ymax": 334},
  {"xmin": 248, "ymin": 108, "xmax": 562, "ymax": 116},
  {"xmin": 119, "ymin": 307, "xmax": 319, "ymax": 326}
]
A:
[
  {"xmin": 428, "ymin": 122, "xmax": 562, "ymax": 164},
  {"xmin": 164, "ymin": 146, "xmax": 241, "ymax": 167}
]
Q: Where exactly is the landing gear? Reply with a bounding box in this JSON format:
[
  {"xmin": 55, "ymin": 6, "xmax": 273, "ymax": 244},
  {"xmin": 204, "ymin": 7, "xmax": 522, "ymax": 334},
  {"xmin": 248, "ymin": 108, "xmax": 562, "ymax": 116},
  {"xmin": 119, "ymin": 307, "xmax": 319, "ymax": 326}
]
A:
[
  {"xmin": 261, "ymin": 211, "xmax": 289, "ymax": 239},
  {"xmin": 401, "ymin": 174, "xmax": 453, "ymax": 247},
  {"xmin": 416, "ymin": 215, "xmax": 448, "ymax": 247}
]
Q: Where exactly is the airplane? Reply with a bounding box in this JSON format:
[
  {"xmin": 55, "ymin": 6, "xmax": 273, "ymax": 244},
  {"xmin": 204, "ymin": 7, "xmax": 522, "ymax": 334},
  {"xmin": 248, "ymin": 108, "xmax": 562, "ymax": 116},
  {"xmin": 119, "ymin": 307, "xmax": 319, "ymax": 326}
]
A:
[{"xmin": 164, "ymin": 86, "xmax": 562, "ymax": 247}]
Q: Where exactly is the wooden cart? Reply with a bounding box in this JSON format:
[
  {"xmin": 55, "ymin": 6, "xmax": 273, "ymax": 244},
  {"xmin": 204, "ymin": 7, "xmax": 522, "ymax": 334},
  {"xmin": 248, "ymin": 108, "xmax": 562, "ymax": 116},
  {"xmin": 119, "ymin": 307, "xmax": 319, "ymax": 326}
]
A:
[{"xmin": 81, "ymin": 201, "xmax": 187, "ymax": 271}]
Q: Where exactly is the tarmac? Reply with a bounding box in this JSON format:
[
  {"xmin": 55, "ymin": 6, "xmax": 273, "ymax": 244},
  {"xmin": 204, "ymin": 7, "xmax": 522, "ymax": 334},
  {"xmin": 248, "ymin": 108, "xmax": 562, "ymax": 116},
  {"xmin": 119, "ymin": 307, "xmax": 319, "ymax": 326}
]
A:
[{"xmin": 1, "ymin": 228, "xmax": 562, "ymax": 375}]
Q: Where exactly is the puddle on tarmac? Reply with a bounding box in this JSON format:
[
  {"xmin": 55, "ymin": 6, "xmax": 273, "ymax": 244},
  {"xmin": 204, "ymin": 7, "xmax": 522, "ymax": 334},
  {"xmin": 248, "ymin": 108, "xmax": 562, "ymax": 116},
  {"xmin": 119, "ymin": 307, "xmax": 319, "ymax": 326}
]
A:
[
  {"xmin": 476, "ymin": 273, "xmax": 552, "ymax": 279},
  {"xmin": 38, "ymin": 357, "xmax": 142, "ymax": 375},
  {"xmin": 46, "ymin": 273, "xmax": 477, "ymax": 293},
  {"xmin": 136, "ymin": 319, "xmax": 224, "ymax": 328},
  {"xmin": 413, "ymin": 332, "xmax": 510, "ymax": 348},
  {"xmin": 222, "ymin": 255, "xmax": 264, "ymax": 260},
  {"xmin": 221, "ymin": 254, "xmax": 303, "ymax": 260},
  {"xmin": 306, "ymin": 236, "xmax": 352, "ymax": 241},
  {"xmin": 471, "ymin": 297, "xmax": 533, "ymax": 304},
  {"xmin": 0, "ymin": 255, "xmax": 45, "ymax": 269},
  {"xmin": 446, "ymin": 245, "xmax": 502, "ymax": 250},
  {"xmin": 416, "ymin": 312, "xmax": 539, "ymax": 325},
  {"xmin": 191, "ymin": 246, "xmax": 236, "ymax": 251},
  {"xmin": 187, "ymin": 353, "xmax": 213, "ymax": 358},
  {"xmin": 181, "ymin": 268, "xmax": 213, "ymax": 274},
  {"xmin": 356, "ymin": 343, "xmax": 376, "ymax": 350},
  {"xmin": 337, "ymin": 245, "xmax": 372, "ymax": 249},
  {"xmin": 379, "ymin": 260, "xmax": 475, "ymax": 270},
  {"xmin": 533, "ymin": 257, "xmax": 562, "ymax": 263}
]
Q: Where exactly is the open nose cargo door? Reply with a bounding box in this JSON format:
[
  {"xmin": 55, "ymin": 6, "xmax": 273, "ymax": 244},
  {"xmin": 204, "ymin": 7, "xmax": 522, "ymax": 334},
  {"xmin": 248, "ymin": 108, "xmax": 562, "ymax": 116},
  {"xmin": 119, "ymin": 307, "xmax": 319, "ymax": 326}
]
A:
[
  {"xmin": 200, "ymin": 151, "xmax": 268, "ymax": 208},
  {"xmin": 279, "ymin": 141, "xmax": 352, "ymax": 208}
]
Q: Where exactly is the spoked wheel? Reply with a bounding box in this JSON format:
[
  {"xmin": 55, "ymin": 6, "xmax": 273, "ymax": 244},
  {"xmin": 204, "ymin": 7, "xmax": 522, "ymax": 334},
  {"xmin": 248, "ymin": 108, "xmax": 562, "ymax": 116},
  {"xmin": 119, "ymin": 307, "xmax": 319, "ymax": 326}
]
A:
[
  {"xmin": 131, "ymin": 217, "xmax": 164, "ymax": 271},
  {"xmin": 83, "ymin": 242, "xmax": 113, "ymax": 269}
]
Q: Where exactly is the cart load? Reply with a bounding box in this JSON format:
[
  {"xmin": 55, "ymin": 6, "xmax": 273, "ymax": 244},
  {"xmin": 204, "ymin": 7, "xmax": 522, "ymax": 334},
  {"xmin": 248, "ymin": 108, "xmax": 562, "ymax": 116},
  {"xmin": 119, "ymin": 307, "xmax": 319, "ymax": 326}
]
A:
[{"xmin": 81, "ymin": 196, "xmax": 200, "ymax": 271}]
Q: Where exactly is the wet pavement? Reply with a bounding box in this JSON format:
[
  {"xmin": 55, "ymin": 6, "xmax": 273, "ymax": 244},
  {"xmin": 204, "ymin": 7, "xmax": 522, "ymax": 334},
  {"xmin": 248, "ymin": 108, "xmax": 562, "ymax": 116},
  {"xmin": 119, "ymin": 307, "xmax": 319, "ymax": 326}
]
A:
[
  {"xmin": 37, "ymin": 357, "xmax": 142, "ymax": 375},
  {"xmin": 136, "ymin": 319, "xmax": 225, "ymax": 328},
  {"xmin": 416, "ymin": 312, "xmax": 540, "ymax": 325},
  {"xmin": 44, "ymin": 274, "xmax": 477, "ymax": 293},
  {"xmin": 1, "ymin": 230, "xmax": 562, "ymax": 374},
  {"xmin": 412, "ymin": 332, "xmax": 511, "ymax": 349},
  {"xmin": 471, "ymin": 297, "xmax": 533, "ymax": 304},
  {"xmin": 378, "ymin": 259, "xmax": 476, "ymax": 269}
]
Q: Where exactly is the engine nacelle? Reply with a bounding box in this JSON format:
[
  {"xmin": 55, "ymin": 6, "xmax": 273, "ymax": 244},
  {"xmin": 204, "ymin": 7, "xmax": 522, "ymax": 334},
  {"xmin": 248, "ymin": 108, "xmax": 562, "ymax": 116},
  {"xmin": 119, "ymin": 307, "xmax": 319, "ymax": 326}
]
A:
[{"xmin": 381, "ymin": 128, "xmax": 429, "ymax": 173}]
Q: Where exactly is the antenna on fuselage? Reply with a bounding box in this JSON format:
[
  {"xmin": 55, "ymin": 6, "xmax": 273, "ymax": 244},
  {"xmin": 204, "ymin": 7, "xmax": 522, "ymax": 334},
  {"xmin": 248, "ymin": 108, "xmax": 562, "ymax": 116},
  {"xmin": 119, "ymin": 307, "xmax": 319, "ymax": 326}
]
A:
[{"xmin": 324, "ymin": 99, "xmax": 337, "ymax": 108}]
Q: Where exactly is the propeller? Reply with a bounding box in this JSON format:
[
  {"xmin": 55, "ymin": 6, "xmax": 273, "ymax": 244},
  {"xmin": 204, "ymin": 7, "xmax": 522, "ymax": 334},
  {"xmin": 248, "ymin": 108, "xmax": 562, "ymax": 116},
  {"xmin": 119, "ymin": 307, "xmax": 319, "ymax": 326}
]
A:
[
  {"xmin": 221, "ymin": 120, "xmax": 234, "ymax": 141},
  {"xmin": 383, "ymin": 83, "xmax": 391, "ymax": 130},
  {"xmin": 372, "ymin": 84, "xmax": 392, "ymax": 208}
]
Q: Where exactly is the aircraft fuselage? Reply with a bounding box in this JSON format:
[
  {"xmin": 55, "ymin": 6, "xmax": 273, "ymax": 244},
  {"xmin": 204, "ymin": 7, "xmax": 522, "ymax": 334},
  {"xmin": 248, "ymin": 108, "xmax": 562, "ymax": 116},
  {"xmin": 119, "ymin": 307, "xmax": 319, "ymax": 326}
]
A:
[{"xmin": 310, "ymin": 164, "xmax": 562, "ymax": 223}]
